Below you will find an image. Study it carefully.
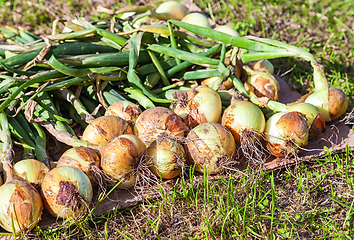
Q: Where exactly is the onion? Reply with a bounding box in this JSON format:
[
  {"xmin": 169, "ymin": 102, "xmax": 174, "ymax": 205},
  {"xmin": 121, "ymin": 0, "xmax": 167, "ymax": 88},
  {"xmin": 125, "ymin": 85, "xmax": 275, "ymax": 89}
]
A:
[
  {"xmin": 56, "ymin": 146, "xmax": 101, "ymax": 185},
  {"xmin": 134, "ymin": 107, "xmax": 188, "ymax": 146},
  {"xmin": 248, "ymin": 60, "xmax": 274, "ymax": 74},
  {"xmin": 181, "ymin": 12, "xmax": 211, "ymax": 29},
  {"xmin": 185, "ymin": 122, "xmax": 236, "ymax": 174},
  {"xmin": 243, "ymin": 66, "xmax": 280, "ymax": 101},
  {"xmin": 155, "ymin": 1, "xmax": 188, "ymax": 20},
  {"xmin": 101, "ymin": 134, "xmax": 146, "ymax": 189},
  {"xmin": 264, "ymin": 111, "xmax": 309, "ymax": 158},
  {"xmin": 305, "ymin": 62, "xmax": 348, "ymax": 122},
  {"xmin": 105, "ymin": 101, "xmax": 142, "ymax": 127},
  {"xmin": 173, "ymin": 85, "xmax": 222, "ymax": 129},
  {"xmin": 41, "ymin": 166, "xmax": 93, "ymax": 219},
  {"xmin": 305, "ymin": 87, "xmax": 348, "ymax": 122},
  {"xmin": 81, "ymin": 115, "xmax": 132, "ymax": 146},
  {"xmin": 146, "ymin": 137, "xmax": 186, "ymax": 179},
  {"xmin": 286, "ymin": 103, "xmax": 325, "ymax": 139},
  {"xmin": 13, "ymin": 159, "xmax": 49, "ymax": 189},
  {"xmin": 214, "ymin": 25, "xmax": 241, "ymax": 37},
  {"xmin": 222, "ymin": 101, "xmax": 265, "ymax": 145},
  {"xmin": 0, "ymin": 179, "xmax": 43, "ymax": 233}
]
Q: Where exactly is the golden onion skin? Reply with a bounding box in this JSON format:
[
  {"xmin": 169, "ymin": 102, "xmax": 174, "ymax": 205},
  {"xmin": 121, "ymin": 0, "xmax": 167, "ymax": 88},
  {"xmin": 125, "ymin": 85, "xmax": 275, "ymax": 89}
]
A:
[
  {"xmin": 186, "ymin": 122, "xmax": 236, "ymax": 174},
  {"xmin": 13, "ymin": 159, "xmax": 49, "ymax": 189},
  {"xmin": 41, "ymin": 166, "xmax": 93, "ymax": 219},
  {"xmin": 105, "ymin": 101, "xmax": 142, "ymax": 126},
  {"xmin": 134, "ymin": 107, "xmax": 189, "ymax": 146},
  {"xmin": 264, "ymin": 112, "xmax": 309, "ymax": 158},
  {"xmin": 173, "ymin": 85, "xmax": 222, "ymax": 129},
  {"xmin": 81, "ymin": 115, "xmax": 132, "ymax": 146},
  {"xmin": 245, "ymin": 70, "xmax": 280, "ymax": 101},
  {"xmin": 147, "ymin": 137, "xmax": 186, "ymax": 179},
  {"xmin": 287, "ymin": 103, "xmax": 325, "ymax": 139},
  {"xmin": 57, "ymin": 146, "xmax": 100, "ymax": 185},
  {"xmin": 101, "ymin": 134, "xmax": 146, "ymax": 189},
  {"xmin": 222, "ymin": 101, "xmax": 265, "ymax": 145},
  {"xmin": 248, "ymin": 60, "xmax": 274, "ymax": 74},
  {"xmin": 0, "ymin": 180, "xmax": 43, "ymax": 233}
]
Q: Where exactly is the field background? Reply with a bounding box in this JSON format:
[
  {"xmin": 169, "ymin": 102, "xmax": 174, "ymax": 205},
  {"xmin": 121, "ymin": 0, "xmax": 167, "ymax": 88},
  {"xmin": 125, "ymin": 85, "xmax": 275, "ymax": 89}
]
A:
[{"xmin": 1, "ymin": 0, "xmax": 354, "ymax": 239}]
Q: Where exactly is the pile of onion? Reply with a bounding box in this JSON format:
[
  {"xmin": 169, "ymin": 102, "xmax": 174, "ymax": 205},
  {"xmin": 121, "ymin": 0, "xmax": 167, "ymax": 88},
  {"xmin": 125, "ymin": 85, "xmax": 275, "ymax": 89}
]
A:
[
  {"xmin": 81, "ymin": 115, "xmax": 132, "ymax": 146},
  {"xmin": 185, "ymin": 122, "xmax": 236, "ymax": 174},
  {"xmin": 134, "ymin": 106, "xmax": 188, "ymax": 146},
  {"xmin": 264, "ymin": 111, "xmax": 309, "ymax": 157},
  {"xmin": 41, "ymin": 166, "xmax": 93, "ymax": 219},
  {"xmin": 101, "ymin": 134, "xmax": 146, "ymax": 189},
  {"xmin": 173, "ymin": 85, "xmax": 222, "ymax": 129},
  {"xmin": 146, "ymin": 137, "xmax": 186, "ymax": 179}
]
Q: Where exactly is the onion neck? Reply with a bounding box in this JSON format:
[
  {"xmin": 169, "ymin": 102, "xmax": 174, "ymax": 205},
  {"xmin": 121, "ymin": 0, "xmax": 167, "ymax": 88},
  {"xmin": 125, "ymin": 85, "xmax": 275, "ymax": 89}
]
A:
[
  {"xmin": 311, "ymin": 62, "xmax": 329, "ymax": 91},
  {"xmin": 0, "ymin": 112, "xmax": 14, "ymax": 182}
]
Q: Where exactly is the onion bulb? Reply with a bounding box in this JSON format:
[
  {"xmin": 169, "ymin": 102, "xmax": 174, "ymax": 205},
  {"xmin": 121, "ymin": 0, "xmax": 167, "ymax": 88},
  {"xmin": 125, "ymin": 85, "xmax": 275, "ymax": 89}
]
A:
[
  {"xmin": 305, "ymin": 62, "xmax": 348, "ymax": 122},
  {"xmin": 305, "ymin": 87, "xmax": 348, "ymax": 122},
  {"xmin": 134, "ymin": 107, "xmax": 188, "ymax": 146},
  {"xmin": 286, "ymin": 103, "xmax": 325, "ymax": 139},
  {"xmin": 243, "ymin": 66, "xmax": 280, "ymax": 101},
  {"xmin": 0, "ymin": 180, "xmax": 43, "ymax": 233},
  {"xmin": 81, "ymin": 115, "xmax": 132, "ymax": 146},
  {"xmin": 264, "ymin": 111, "xmax": 309, "ymax": 157},
  {"xmin": 13, "ymin": 159, "xmax": 49, "ymax": 189},
  {"xmin": 146, "ymin": 137, "xmax": 186, "ymax": 179},
  {"xmin": 214, "ymin": 25, "xmax": 241, "ymax": 37},
  {"xmin": 41, "ymin": 166, "xmax": 93, "ymax": 219},
  {"xmin": 173, "ymin": 85, "xmax": 222, "ymax": 129},
  {"xmin": 248, "ymin": 60, "xmax": 274, "ymax": 74},
  {"xmin": 181, "ymin": 12, "xmax": 211, "ymax": 29},
  {"xmin": 185, "ymin": 122, "xmax": 236, "ymax": 174},
  {"xmin": 155, "ymin": 1, "xmax": 188, "ymax": 20},
  {"xmin": 105, "ymin": 101, "xmax": 142, "ymax": 127},
  {"xmin": 222, "ymin": 101, "xmax": 265, "ymax": 145},
  {"xmin": 56, "ymin": 146, "xmax": 101, "ymax": 185},
  {"xmin": 101, "ymin": 134, "xmax": 146, "ymax": 189}
]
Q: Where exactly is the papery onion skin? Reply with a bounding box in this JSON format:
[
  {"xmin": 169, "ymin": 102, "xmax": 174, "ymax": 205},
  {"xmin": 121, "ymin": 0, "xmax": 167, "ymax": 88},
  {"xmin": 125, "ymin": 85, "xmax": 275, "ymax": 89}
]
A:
[
  {"xmin": 264, "ymin": 111, "xmax": 309, "ymax": 158},
  {"xmin": 13, "ymin": 159, "xmax": 49, "ymax": 189},
  {"xmin": 244, "ymin": 69, "xmax": 280, "ymax": 101},
  {"xmin": 0, "ymin": 180, "xmax": 43, "ymax": 233},
  {"xmin": 134, "ymin": 107, "xmax": 188, "ymax": 146},
  {"xmin": 186, "ymin": 122, "xmax": 236, "ymax": 174},
  {"xmin": 286, "ymin": 103, "xmax": 325, "ymax": 139},
  {"xmin": 81, "ymin": 115, "xmax": 132, "ymax": 146},
  {"xmin": 305, "ymin": 87, "xmax": 348, "ymax": 122},
  {"xmin": 147, "ymin": 137, "xmax": 186, "ymax": 179},
  {"xmin": 101, "ymin": 134, "xmax": 146, "ymax": 189},
  {"xmin": 57, "ymin": 146, "xmax": 100, "ymax": 185},
  {"xmin": 41, "ymin": 166, "xmax": 93, "ymax": 219},
  {"xmin": 105, "ymin": 101, "xmax": 142, "ymax": 127},
  {"xmin": 248, "ymin": 60, "xmax": 274, "ymax": 74},
  {"xmin": 155, "ymin": 1, "xmax": 188, "ymax": 20},
  {"xmin": 222, "ymin": 101, "xmax": 265, "ymax": 145},
  {"xmin": 173, "ymin": 85, "xmax": 222, "ymax": 129}
]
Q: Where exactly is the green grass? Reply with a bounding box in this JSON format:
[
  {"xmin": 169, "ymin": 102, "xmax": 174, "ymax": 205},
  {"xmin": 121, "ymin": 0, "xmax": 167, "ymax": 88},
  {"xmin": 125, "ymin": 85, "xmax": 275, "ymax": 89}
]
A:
[{"xmin": 0, "ymin": 0, "xmax": 353, "ymax": 239}]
